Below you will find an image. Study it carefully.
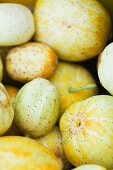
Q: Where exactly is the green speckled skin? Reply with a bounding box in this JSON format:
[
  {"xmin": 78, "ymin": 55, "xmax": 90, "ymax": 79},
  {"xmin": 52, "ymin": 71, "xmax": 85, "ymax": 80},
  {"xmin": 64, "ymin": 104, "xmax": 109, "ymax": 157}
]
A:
[{"xmin": 13, "ymin": 78, "xmax": 59, "ymax": 138}]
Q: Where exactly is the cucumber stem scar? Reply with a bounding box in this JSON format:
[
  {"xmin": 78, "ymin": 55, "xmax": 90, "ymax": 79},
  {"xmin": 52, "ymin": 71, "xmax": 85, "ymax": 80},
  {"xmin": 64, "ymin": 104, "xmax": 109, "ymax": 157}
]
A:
[{"xmin": 69, "ymin": 84, "xmax": 97, "ymax": 93}]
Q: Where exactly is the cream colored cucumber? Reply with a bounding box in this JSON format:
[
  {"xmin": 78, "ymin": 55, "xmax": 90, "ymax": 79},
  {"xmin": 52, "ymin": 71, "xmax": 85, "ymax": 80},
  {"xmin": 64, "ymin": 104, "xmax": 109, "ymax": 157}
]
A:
[
  {"xmin": 98, "ymin": 43, "xmax": 113, "ymax": 95},
  {"xmin": 13, "ymin": 78, "xmax": 59, "ymax": 138},
  {"xmin": 0, "ymin": 3, "xmax": 35, "ymax": 46},
  {"xmin": 72, "ymin": 164, "xmax": 107, "ymax": 170}
]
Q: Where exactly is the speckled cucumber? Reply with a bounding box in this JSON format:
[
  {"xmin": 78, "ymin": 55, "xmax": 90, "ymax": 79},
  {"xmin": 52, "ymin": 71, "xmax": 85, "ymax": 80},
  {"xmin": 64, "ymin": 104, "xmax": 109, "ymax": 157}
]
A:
[
  {"xmin": 13, "ymin": 78, "xmax": 59, "ymax": 138},
  {"xmin": 34, "ymin": 0, "xmax": 111, "ymax": 61},
  {"xmin": 6, "ymin": 42, "xmax": 58, "ymax": 83},
  {"xmin": 60, "ymin": 95, "xmax": 113, "ymax": 169},
  {"xmin": 0, "ymin": 3, "xmax": 35, "ymax": 46}
]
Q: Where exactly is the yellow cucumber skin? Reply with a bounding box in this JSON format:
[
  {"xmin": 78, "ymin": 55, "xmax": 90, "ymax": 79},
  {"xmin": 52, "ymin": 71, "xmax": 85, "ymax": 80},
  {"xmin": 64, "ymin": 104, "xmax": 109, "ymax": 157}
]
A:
[
  {"xmin": 34, "ymin": 0, "xmax": 111, "ymax": 61},
  {"xmin": 0, "ymin": 136, "xmax": 62, "ymax": 170},
  {"xmin": 60, "ymin": 95, "xmax": 113, "ymax": 169},
  {"xmin": 0, "ymin": 0, "xmax": 36, "ymax": 7},
  {"xmin": 6, "ymin": 42, "xmax": 58, "ymax": 83},
  {"xmin": 50, "ymin": 62, "xmax": 98, "ymax": 117}
]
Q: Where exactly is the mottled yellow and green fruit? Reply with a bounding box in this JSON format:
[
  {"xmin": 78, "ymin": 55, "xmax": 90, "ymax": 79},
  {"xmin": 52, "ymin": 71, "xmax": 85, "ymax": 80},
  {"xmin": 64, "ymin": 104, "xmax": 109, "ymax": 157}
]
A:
[
  {"xmin": 34, "ymin": 0, "xmax": 111, "ymax": 61},
  {"xmin": 50, "ymin": 62, "xmax": 98, "ymax": 117},
  {"xmin": 98, "ymin": 42, "xmax": 113, "ymax": 95},
  {"xmin": 0, "ymin": 136, "xmax": 62, "ymax": 170},
  {"xmin": 0, "ymin": 83, "xmax": 14, "ymax": 135},
  {"xmin": 6, "ymin": 42, "xmax": 58, "ymax": 83},
  {"xmin": 0, "ymin": 3, "xmax": 35, "ymax": 46},
  {"xmin": 60, "ymin": 95, "xmax": 113, "ymax": 170},
  {"xmin": 13, "ymin": 78, "xmax": 59, "ymax": 138},
  {"xmin": 37, "ymin": 126, "xmax": 71, "ymax": 170},
  {"xmin": 72, "ymin": 164, "xmax": 107, "ymax": 170}
]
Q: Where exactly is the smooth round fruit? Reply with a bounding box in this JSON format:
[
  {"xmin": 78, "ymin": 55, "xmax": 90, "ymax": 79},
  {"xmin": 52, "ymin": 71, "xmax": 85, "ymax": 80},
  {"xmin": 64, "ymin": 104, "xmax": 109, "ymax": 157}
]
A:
[
  {"xmin": 0, "ymin": 57, "xmax": 3, "ymax": 81},
  {"xmin": 72, "ymin": 164, "xmax": 107, "ymax": 170},
  {"xmin": 50, "ymin": 62, "xmax": 98, "ymax": 117},
  {"xmin": 6, "ymin": 42, "xmax": 58, "ymax": 82},
  {"xmin": 0, "ymin": 136, "xmax": 61, "ymax": 170},
  {"xmin": 5, "ymin": 85, "xmax": 19, "ymax": 103},
  {"xmin": 0, "ymin": 83, "xmax": 14, "ymax": 135},
  {"xmin": 60, "ymin": 95, "xmax": 113, "ymax": 169},
  {"xmin": 0, "ymin": 3, "xmax": 35, "ymax": 46},
  {"xmin": 98, "ymin": 42, "xmax": 113, "ymax": 95},
  {"xmin": 37, "ymin": 126, "xmax": 71, "ymax": 170},
  {"xmin": 13, "ymin": 78, "xmax": 59, "ymax": 138},
  {"xmin": 0, "ymin": 0, "xmax": 36, "ymax": 7},
  {"xmin": 34, "ymin": 0, "xmax": 111, "ymax": 61}
]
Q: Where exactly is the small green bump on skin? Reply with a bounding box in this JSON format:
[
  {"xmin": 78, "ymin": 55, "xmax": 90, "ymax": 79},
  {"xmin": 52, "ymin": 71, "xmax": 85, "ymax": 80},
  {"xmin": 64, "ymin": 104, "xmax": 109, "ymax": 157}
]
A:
[{"xmin": 68, "ymin": 84, "xmax": 97, "ymax": 93}]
